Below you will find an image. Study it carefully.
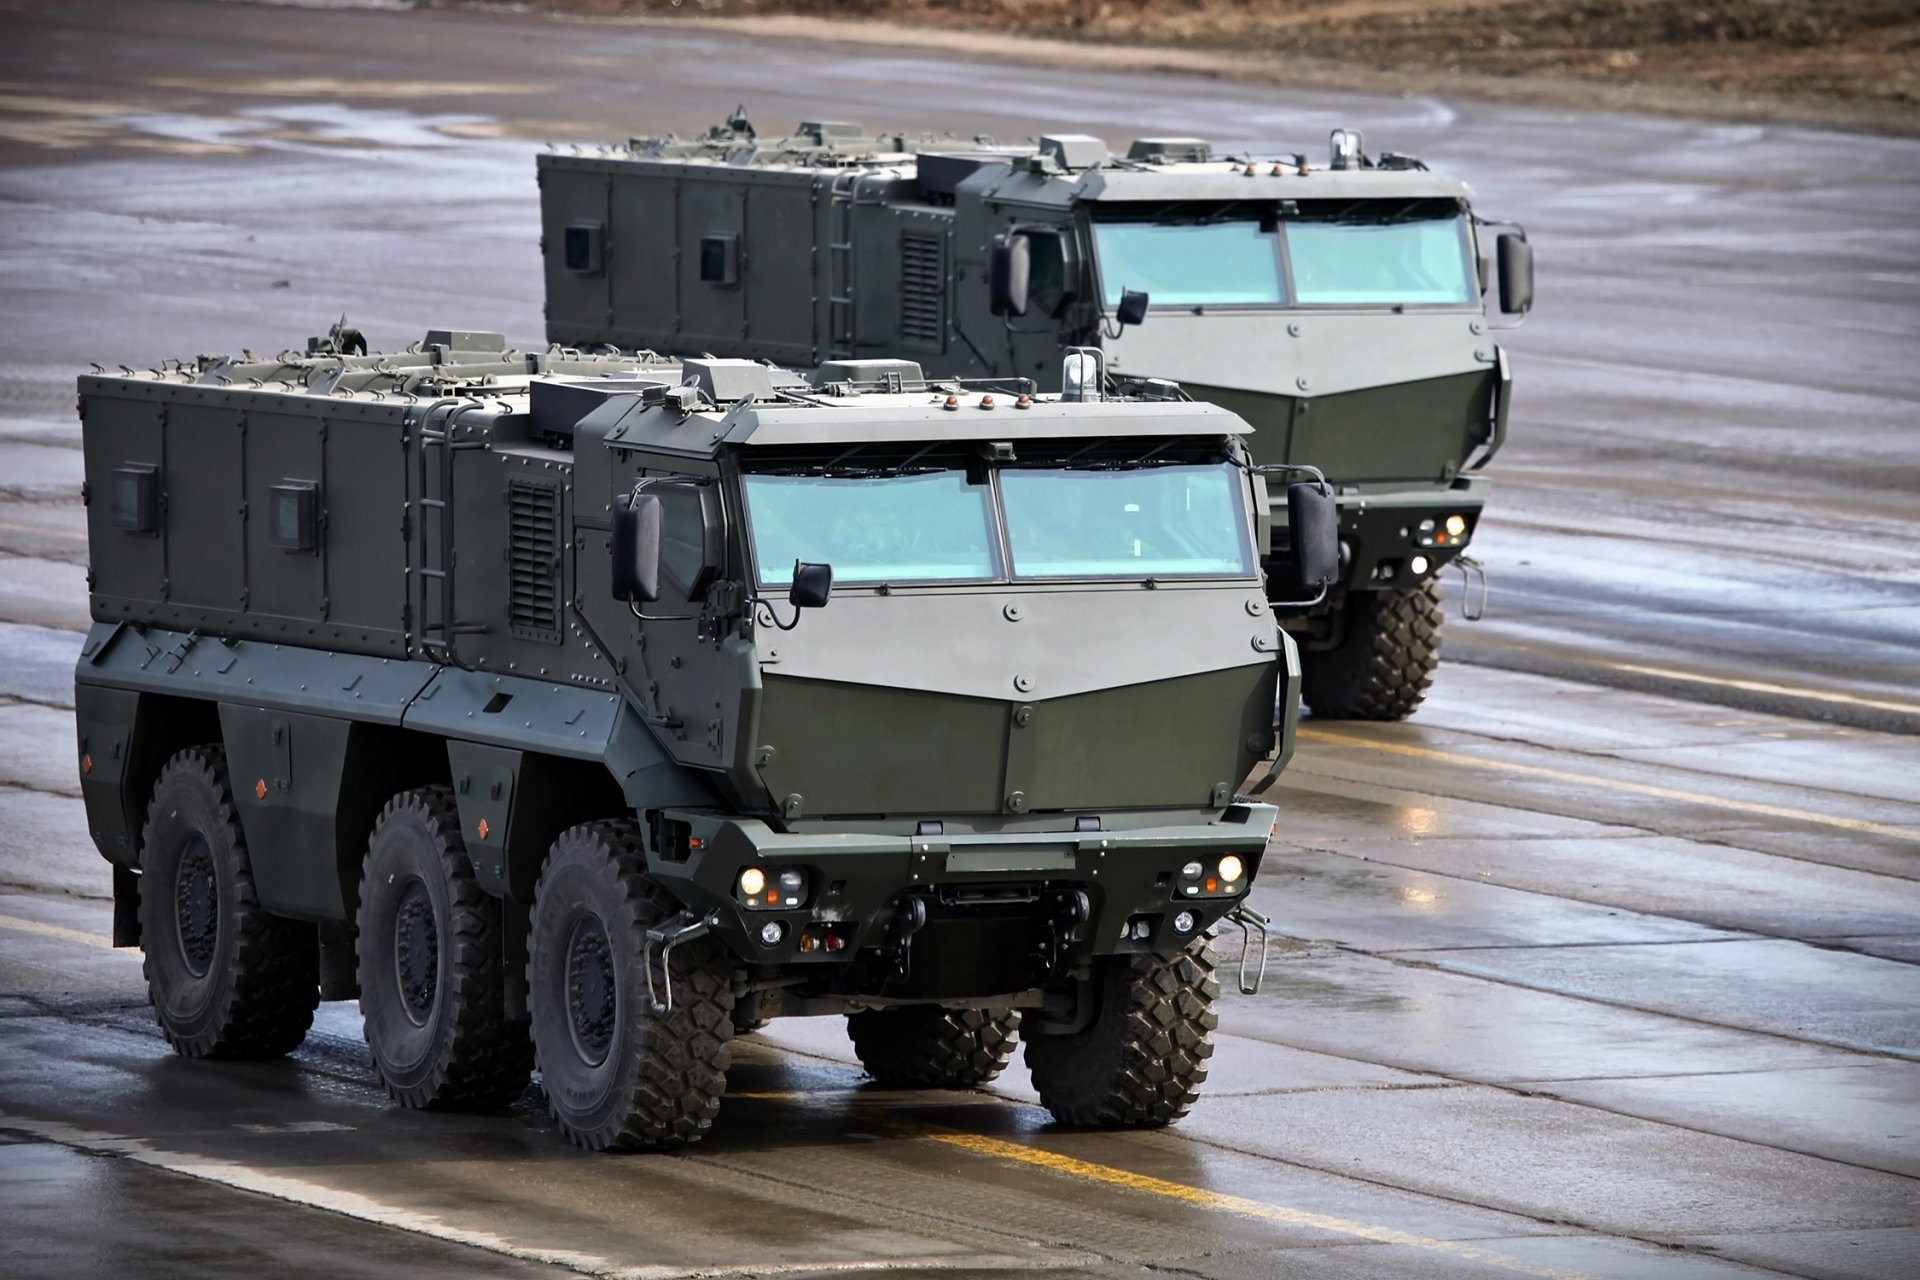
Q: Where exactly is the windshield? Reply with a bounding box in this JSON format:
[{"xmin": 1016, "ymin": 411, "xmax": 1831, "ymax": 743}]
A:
[
  {"xmin": 743, "ymin": 461, "xmax": 1254, "ymax": 585},
  {"xmin": 1091, "ymin": 209, "xmax": 1475, "ymax": 308},
  {"xmin": 744, "ymin": 471, "xmax": 999, "ymax": 585},
  {"xmin": 1091, "ymin": 220, "xmax": 1284, "ymax": 307},
  {"xmin": 1287, "ymin": 215, "xmax": 1475, "ymax": 305},
  {"xmin": 1003, "ymin": 464, "xmax": 1253, "ymax": 578}
]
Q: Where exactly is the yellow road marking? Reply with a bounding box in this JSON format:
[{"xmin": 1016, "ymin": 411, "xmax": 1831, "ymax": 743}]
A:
[
  {"xmin": 0, "ymin": 913, "xmax": 117, "ymax": 950},
  {"xmin": 1298, "ymin": 728, "xmax": 1920, "ymax": 843},
  {"xmin": 1602, "ymin": 661, "xmax": 1920, "ymax": 717},
  {"xmin": 898, "ymin": 1118, "xmax": 1598, "ymax": 1280}
]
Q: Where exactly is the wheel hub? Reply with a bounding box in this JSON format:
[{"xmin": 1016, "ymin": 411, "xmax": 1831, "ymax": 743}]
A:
[
  {"xmin": 565, "ymin": 915, "xmax": 616, "ymax": 1066},
  {"xmin": 173, "ymin": 835, "xmax": 218, "ymax": 979},
  {"xmin": 392, "ymin": 879, "xmax": 439, "ymax": 1026}
]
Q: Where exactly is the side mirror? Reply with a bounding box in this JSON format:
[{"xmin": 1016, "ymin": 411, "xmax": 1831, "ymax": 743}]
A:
[
  {"xmin": 789, "ymin": 561, "xmax": 833, "ymax": 610},
  {"xmin": 1497, "ymin": 233, "xmax": 1534, "ymax": 315},
  {"xmin": 989, "ymin": 234, "xmax": 1031, "ymax": 318},
  {"xmin": 1116, "ymin": 289, "xmax": 1150, "ymax": 328},
  {"xmin": 1286, "ymin": 482, "xmax": 1338, "ymax": 595},
  {"xmin": 611, "ymin": 493, "xmax": 662, "ymax": 603}
]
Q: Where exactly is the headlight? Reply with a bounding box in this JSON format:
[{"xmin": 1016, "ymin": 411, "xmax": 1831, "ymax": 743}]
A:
[
  {"xmin": 1218, "ymin": 855, "xmax": 1245, "ymax": 884},
  {"xmin": 738, "ymin": 865, "xmax": 808, "ymax": 910},
  {"xmin": 1414, "ymin": 513, "xmax": 1471, "ymax": 549}
]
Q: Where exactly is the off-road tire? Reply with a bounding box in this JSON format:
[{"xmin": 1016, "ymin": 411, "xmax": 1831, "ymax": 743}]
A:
[
  {"xmin": 356, "ymin": 787, "xmax": 533, "ymax": 1110},
  {"xmin": 846, "ymin": 1006, "xmax": 1021, "ymax": 1089},
  {"xmin": 1023, "ymin": 939, "xmax": 1220, "ymax": 1127},
  {"xmin": 1300, "ymin": 579, "xmax": 1442, "ymax": 721},
  {"xmin": 528, "ymin": 820, "xmax": 735, "ymax": 1151},
  {"xmin": 138, "ymin": 745, "xmax": 317, "ymax": 1059}
]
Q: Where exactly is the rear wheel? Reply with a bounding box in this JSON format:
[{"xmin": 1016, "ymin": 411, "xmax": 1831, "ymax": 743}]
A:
[
  {"xmin": 1300, "ymin": 580, "xmax": 1442, "ymax": 721},
  {"xmin": 138, "ymin": 745, "xmax": 317, "ymax": 1059},
  {"xmin": 1023, "ymin": 939, "xmax": 1219, "ymax": 1127},
  {"xmin": 528, "ymin": 821, "xmax": 736, "ymax": 1150},
  {"xmin": 847, "ymin": 1006, "xmax": 1020, "ymax": 1089},
  {"xmin": 356, "ymin": 787, "xmax": 532, "ymax": 1110}
]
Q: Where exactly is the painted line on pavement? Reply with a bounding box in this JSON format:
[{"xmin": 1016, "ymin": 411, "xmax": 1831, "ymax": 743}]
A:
[
  {"xmin": 0, "ymin": 1109, "xmax": 1055, "ymax": 1279},
  {"xmin": 0, "ymin": 912, "xmax": 119, "ymax": 950},
  {"xmin": 1298, "ymin": 728, "xmax": 1920, "ymax": 844},
  {"xmin": 882, "ymin": 1114, "xmax": 1600, "ymax": 1280},
  {"xmin": 1601, "ymin": 661, "xmax": 1920, "ymax": 717}
]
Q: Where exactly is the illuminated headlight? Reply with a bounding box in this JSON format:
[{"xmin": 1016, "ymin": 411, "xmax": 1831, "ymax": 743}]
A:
[
  {"xmin": 1410, "ymin": 555, "xmax": 1431, "ymax": 576},
  {"xmin": 1218, "ymin": 855, "xmax": 1245, "ymax": 884},
  {"xmin": 738, "ymin": 866, "xmax": 808, "ymax": 910},
  {"xmin": 1415, "ymin": 514, "xmax": 1471, "ymax": 549}
]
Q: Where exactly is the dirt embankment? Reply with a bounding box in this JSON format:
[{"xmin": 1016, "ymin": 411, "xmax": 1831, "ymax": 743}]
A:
[{"xmin": 441, "ymin": 0, "xmax": 1920, "ymax": 134}]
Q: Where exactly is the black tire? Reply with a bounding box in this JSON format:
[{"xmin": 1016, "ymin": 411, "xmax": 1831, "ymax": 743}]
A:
[
  {"xmin": 138, "ymin": 745, "xmax": 317, "ymax": 1059},
  {"xmin": 847, "ymin": 1006, "xmax": 1021, "ymax": 1089},
  {"xmin": 356, "ymin": 787, "xmax": 533, "ymax": 1110},
  {"xmin": 528, "ymin": 820, "xmax": 735, "ymax": 1151},
  {"xmin": 1300, "ymin": 579, "xmax": 1442, "ymax": 721},
  {"xmin": 1023, "ymin": 939, "xmax": 1220, "ymax": 1128}
]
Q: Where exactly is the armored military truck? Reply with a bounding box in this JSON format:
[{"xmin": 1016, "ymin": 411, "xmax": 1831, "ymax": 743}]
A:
[
  {"xmin": 539, "ymin": 113, "xmax": 1534, "ymax": 721},
  {"xmin": 73, "ymin": 325, "xmax": 1331, "ymax": 1150}
]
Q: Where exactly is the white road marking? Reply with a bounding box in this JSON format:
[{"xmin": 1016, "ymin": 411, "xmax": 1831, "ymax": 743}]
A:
[{"xmin": 1602, "ymin": 661, "xmax": 1920, "ymax": 716}]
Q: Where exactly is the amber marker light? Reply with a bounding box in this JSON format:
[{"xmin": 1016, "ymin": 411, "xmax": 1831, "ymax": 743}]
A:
[{"xmin": 79, "ymin": 754, "xmax": 92, "ymax": 776}]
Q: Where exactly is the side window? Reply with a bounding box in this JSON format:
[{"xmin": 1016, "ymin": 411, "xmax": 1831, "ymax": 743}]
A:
[{"xmin": 656, "ymin": 482, "xmax": 719, "ymax": 600}]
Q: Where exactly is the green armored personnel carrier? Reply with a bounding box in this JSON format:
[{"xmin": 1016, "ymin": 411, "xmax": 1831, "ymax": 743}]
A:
[
  {"xmin": 73, "ymin": 325, "xmax": 1333, "ymax": 1149},
  {"xmin": 539, "ymin": 113, "xmax": 1534, "ymax": 720}
]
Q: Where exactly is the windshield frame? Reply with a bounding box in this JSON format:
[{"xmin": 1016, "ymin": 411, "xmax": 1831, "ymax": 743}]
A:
[
  {"xmin": 735, "ymin": 456, "xmax": 1260, "ymax": 591},
  {"xmin": 1086, "ymin": 201, "xmax": 1481, "ymax": 314}
]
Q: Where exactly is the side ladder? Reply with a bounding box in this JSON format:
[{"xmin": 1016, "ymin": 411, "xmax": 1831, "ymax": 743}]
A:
[{"xmin": 408, "ymin": 402, "xmax": 490, "ymax": 665}]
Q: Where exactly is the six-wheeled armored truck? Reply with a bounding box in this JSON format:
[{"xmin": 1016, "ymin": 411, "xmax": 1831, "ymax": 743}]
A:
[
  {"xmin": 539, "ymin": 113, "xmax": 1535, "ymax": 721},
  {"xmin": 73, "ymin": 327, "xmax": 1332, "ymax": 1149}
]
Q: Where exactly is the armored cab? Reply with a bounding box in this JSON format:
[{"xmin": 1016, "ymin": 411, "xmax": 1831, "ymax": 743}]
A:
[
  {"xmin": 74, "ymin": 326, "xmax": 1328, "ymax": 1150},
  {"xmin": 539, "ymin": 114, "xmax": 1536, "ymax": 722}
]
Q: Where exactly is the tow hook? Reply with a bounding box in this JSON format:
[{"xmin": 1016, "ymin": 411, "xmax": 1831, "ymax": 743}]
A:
[
  {"xmin": 1223, "ymin": 903, "xmax": 1272, "ymax": 995},
  {"xmin": 1452, "ymin": 554, "xmax": 1489, "ymax": 621},
  {"xmin": 886, "ymin": 895, "xmax": 928, "ymax": 981},
  {"xmin": 642, "ymin": 909, "xmax": 719, "ymax": 1014}
]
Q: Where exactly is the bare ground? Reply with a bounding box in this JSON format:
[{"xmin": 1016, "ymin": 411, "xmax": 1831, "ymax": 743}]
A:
[{"xmin": 437, "ymin": 0, "xmax": 1920, "ymax": 135}]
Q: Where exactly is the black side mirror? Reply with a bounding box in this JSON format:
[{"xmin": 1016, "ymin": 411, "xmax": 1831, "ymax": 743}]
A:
[
  {"xmin": 1497, "ymin": 233, "xmax": 1534, "ymax": 315},
  {"xmin": 989, "ymin": 234, "xmax": 1031, "ymax": 318},
  {"xmin": 1286, "ymin": 482, "xmax": 1338, "ymax": 595},
  {"xmin": 789, "ymin": 561, "xmax": 833, "ymax": 610},
  {"xmin": 1116, "ymin": 289, "xmax": 1150, "ymax": 327},
  {"xmin": 612, "ymin": 493, "xmax": 662, "ymax": 603}
]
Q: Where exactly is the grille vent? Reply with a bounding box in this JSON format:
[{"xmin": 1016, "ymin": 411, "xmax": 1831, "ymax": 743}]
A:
[
  {"xmin": 508, "ymin": 481, "xmax": 561, "ymax": 643},
  {"xmin": 900, "ymin": 231, "xmax": 946, "ymax": 348}
]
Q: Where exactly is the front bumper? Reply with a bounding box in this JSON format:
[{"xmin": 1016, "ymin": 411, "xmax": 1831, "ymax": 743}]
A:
[
  {"xmin": 644, "ymin": 805, "xmax": 1278, "ymax": 986},
  {"xmin": 1269, "ymin": 477, "xmax": 1489, "ymax": 609}
]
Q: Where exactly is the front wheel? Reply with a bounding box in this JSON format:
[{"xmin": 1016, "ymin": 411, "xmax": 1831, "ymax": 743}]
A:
[
  {"xmin": 847, "ymin": 1006, "xmax": 1020, "ymax": 1089},
  {"xmin": 1023, "ymin": 939, "xmax": 1220, "ymax": 1128},
  {"xmin": 138, "ymin": 745, "xmax": 317, "ymax": 1059},
  {"xmin": 1300, "ymin": 579, "xmax": 1442, "ymax": 721},
  {"xmin": 528, "ymin": 821, "xmax": 736, "ymax": 1151}
]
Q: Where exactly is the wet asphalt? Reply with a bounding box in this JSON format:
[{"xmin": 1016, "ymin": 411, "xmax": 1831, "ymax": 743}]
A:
[{"xmin": 1, "ymin": 3, "xmax": 1917, "ymax": 1278}]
